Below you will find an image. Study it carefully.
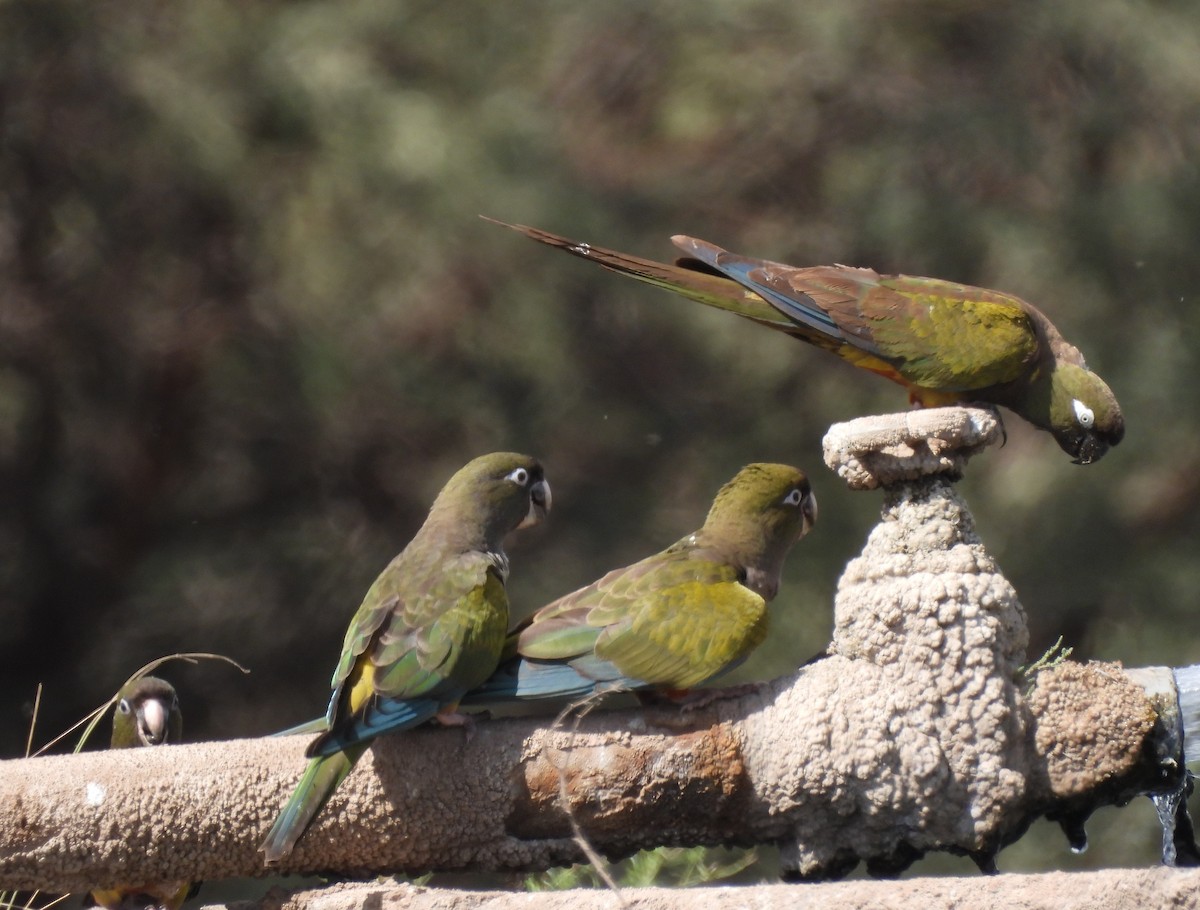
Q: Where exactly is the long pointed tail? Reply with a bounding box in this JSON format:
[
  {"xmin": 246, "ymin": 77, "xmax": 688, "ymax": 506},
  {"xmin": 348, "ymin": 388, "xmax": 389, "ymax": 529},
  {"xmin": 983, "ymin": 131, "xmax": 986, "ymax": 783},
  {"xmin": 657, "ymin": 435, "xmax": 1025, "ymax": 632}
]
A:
[
  {"xmin": 260, "ymin": 743, "xmax": 367, "ymax": 865},
  {"xmin": 482, "ymin": 217, "xmax": 794, "ymax": 331},
  {"xmin": 271, "ymin": 715, "xmax": 328, "ymax": 737}
]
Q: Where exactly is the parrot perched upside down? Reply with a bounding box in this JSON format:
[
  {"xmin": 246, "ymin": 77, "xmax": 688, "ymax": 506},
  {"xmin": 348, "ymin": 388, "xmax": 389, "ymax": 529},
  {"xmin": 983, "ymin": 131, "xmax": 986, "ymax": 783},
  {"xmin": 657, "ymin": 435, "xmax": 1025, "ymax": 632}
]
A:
[
  {"xmin": 260, "ymin": 452, "xmax": 550, "ymax": 864},
  {"xmin": 488, "ymin": 219, "xmax": 1124, "ymax": 465},
  {"xmin": 466, "ymin": 463, "xmax": 816, "ymax": 704},
  {"xmin": 88, "ymin": 677, "xmax": 196, "ymax": 910}
]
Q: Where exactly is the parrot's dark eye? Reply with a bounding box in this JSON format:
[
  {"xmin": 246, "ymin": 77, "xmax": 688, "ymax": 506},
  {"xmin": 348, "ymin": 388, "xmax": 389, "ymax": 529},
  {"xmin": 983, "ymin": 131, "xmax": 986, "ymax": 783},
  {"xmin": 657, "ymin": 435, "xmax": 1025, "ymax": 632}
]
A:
[
  {"xmin": 1072, "ymin": 398, "xmax": 1095, "ymax": 430},
  {"xmin": 782, "ymin": 488, "xmax": 804, "ymax": 507},
  {"xmin": 117, "ymin": 699, "xmax": 132, "ymax": 715},
  {"xmin": 506, "ymin": 467, "xmax": 530, "ymax": 486}
]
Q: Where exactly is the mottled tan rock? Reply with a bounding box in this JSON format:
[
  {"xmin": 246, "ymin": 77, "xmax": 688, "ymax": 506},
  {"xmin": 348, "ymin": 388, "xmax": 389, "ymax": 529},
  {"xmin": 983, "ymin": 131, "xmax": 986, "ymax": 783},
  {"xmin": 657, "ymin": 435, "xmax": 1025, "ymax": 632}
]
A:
[
  {"xmin": 1029, "ymin": 661, "xmax": 1158, "ymax": 798},
  {"xmin": 744, "ymin": 470, "xmax": 1030, "ymax": 877},
  {"xmin": 823, "ymin": 407, "xmax": 1002, "ymax": 490}
]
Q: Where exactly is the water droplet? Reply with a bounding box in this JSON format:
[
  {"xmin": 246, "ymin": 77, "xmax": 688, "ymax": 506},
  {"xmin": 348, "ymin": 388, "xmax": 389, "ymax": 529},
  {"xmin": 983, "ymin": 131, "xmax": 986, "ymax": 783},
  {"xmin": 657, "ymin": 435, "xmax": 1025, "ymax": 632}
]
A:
[
  {"xmin": 1151, "ymin": 788, "xmax": 1191, "ymax": 866},
  {"xmin": 570, "ymin": 242, "xmax": 592, "ymax": 256}
]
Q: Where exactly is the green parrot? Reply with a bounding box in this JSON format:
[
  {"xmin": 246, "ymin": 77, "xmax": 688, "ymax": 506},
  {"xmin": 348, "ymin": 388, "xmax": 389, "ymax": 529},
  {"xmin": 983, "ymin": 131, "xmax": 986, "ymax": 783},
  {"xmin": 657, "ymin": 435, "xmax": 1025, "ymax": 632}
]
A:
[
  {"xmin": 260, "ymin": 452, "xmax": 551, "ymax": 864},
  {"xmin": 88, "ymin": 676, "xmax": 195, "ymax": 910},
  {"xmin": 488, "ymin": 219, "xmax": 1124, "ymax": 465},
  {"xmin": 466, "ymin": 463, "xmax": 816, "ymax": 704}
]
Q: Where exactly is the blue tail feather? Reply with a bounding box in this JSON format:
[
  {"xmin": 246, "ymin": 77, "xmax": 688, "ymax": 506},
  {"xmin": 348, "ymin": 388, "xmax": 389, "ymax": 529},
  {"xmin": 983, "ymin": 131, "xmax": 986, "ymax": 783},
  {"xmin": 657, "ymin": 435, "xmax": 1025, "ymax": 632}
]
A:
[
  {"xmin": 271, "ymin": 716, "xmax": 328, "ymax": 737},
  {"xmin": 306, "ymin": 696, "xmax": 442, "ymax": 758},
  {"xmin": 681, "ymin": 243, "xmax": 844, "ymax": 340},
  {"xmin": 463, "ymin": 657, "xmax": 647, "ymax": 704},
  {"xmin": 720, "ymin": 263, "xmax": 842, "ymax": 338}
]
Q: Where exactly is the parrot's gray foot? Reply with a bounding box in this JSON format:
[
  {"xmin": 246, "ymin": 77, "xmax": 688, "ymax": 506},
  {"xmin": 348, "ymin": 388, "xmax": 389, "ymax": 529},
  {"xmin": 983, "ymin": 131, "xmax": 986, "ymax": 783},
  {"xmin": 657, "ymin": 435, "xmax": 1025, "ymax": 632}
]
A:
[{"xmin": 434, "ymin": 708, "xmax": 490, "ymax": 741}]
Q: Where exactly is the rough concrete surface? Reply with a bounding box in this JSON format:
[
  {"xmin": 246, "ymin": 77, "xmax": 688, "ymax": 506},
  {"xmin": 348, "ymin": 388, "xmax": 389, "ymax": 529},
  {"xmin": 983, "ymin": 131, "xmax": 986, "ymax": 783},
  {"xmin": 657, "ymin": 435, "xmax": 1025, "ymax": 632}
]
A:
[{"xmin": 236, "ymin": 868, "xmax": 1200, "ymax": 910}]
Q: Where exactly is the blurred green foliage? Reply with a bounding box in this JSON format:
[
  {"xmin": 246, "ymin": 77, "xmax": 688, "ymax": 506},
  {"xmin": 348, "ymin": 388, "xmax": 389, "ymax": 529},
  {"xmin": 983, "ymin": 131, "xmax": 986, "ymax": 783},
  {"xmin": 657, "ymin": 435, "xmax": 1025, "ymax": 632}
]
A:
[
  {"xmin": 2, "ymin": 0, "xmax": 1199, "ymax": 880},
  {"xmin": 525, "ymin": 846, "xmax": 760, "ymax": 890}
]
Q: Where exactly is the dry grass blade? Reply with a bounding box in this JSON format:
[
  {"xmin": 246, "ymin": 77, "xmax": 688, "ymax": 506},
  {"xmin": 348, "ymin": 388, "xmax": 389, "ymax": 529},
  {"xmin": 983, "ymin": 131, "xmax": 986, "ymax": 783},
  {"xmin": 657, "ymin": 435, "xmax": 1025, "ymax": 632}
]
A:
[
  {"xmin": 543, "ymin": 689, "xmax": 630, "ymax": 906},
  {"xmin": 23, "ymin": 684, "xmax": 41, "ymax": 761}
]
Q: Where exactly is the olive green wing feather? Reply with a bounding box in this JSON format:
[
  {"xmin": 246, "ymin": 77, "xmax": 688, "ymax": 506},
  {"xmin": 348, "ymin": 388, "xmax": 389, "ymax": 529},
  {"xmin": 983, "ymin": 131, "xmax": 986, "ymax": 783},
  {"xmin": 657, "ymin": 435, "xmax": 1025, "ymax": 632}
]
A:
[
  {"xmin": 371, "ymin": 560, "xmax": 509, "ymax": 696},
  {"xmin": 861, "ymin": 276, "xmax": 1041, "ymax": 390},
  {"xmin": 309, "ymin": 551, "xmax": 507, "ymax": 756},
  {"xmin": 590, "ymin": 556, "xmax": 768, "ymax": 690},
  {"xmin": 516, "ymin": 548, "xmax": 768, "ymax": 691},
  {"xmin": 674, "ymin": 238, "xmax": 1041, "ymax": 393}
]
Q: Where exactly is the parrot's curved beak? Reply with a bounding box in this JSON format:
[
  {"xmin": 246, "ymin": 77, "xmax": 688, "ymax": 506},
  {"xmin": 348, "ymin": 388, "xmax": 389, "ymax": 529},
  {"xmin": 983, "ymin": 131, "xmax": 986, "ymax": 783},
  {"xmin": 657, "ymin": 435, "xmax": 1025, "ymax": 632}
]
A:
[
  {"xmin": 1070, "ymin": 433, "xmax": 1108, "ymax": 466},
  {"xmin": 137, "ymin": 698, "xmax": 171, "ymax": 746},
  {"xmin": 521, "ymin": 479, "xmax": 552, "ymax": 528},
  {"xmin": 801, "ymin": 491, "xmax": 818, "ymax": 536}
]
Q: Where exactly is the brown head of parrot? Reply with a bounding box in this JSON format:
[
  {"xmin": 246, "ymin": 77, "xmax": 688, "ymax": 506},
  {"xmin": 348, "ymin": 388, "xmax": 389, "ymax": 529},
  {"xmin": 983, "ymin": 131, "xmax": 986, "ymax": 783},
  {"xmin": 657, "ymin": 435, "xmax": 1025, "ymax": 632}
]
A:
[{"xmin": 110, "ymin": 676, "xmax": 183, "ymax": 750}]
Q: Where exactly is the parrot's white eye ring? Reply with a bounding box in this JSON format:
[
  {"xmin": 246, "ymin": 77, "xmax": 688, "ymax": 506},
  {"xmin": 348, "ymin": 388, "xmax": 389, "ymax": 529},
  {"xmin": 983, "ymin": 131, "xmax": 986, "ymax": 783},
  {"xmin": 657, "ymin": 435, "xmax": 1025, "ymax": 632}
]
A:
[
  {"xmin": 1072, "ymin": 398, "xmax": 1095, "ymax": 429},
  {"xmin": 117, "ymin": 699, "xmax": 132, "ymax": 715},
  {"xmin": 506, "ymin": 467, "xmax": 530, "ymax": 486},
  {"xmin": 782, "ymin": 488, "xmax": 804, "ymax": 507}
]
